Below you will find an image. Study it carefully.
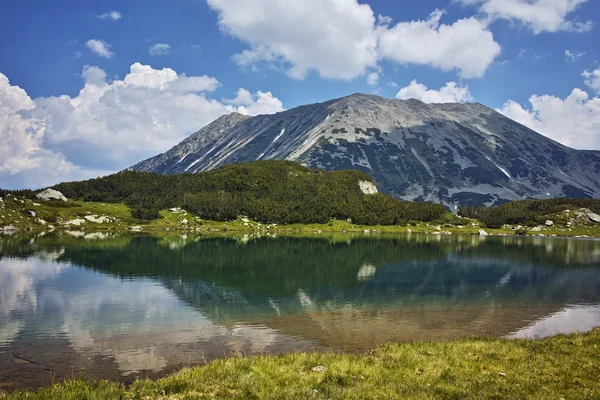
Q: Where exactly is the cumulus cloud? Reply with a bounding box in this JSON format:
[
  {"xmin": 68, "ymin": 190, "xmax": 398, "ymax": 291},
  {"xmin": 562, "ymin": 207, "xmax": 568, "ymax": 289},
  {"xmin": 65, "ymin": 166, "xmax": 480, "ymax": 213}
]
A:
[
  {"xmin": 0, "ymin": 64, "xmax": 284, "ymax": 189},
  {"xmin": 223, "ymin": 88, "xmax": 285, "ymax": 115},
  {"xmin": 96, "ymin": 11, "xmax": 121, "ymax": 21},
  {"xmin": 378, "ymin": 9, "xmax": 501, "ymax": 78},
  {"xmin": 86, "ymin": 39, "xmax": 114, "ymax": 58},
  {"xmin": 366, "ymin": 72, "xmax": 379, "ymax": 86},
  {"xmin": 396, "ymin": 80, "xmax": 474, "ymax": 103},
  {"xmin": 207, "ymin": 0, "xmax": 501, "ymax": 80},
  {"xmin": 0, "ymin": 74, "xmax": 102, "ymax": 189},
  {"xmin": 583, "ymin": 69, "xmax": 600, "ymax": 93},
  {"xmin": 565, "ymin": 49, "xmax": 585, "ymax": 62},
  {"xmin": 459, "ymin": 0, "xmax": 592, "ymax": 34},
  {"xmin": 208, "ymin": 0, "xmax": 378, "ymax": 80},
  {"xmin": 149, "ymin": 43, "xmax": 171, "ymax": 56},
  {"xmin": 499, "ymin": 88, "xmax": 600, "ymax": 149}
]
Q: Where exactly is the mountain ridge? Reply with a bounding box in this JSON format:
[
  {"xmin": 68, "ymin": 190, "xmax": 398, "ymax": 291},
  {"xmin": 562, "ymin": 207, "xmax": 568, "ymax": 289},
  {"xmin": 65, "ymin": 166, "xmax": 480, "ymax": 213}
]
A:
[{"xmin": 131, "ymin": 93, "xmax": 600, "ymax": 208}]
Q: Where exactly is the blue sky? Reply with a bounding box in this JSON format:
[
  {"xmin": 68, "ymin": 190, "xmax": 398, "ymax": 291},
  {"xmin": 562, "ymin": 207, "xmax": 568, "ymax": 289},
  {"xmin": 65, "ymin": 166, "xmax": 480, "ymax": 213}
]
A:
[{"xmin": 1, "ymin": 0, "xmax": 600, "ymax": 188}]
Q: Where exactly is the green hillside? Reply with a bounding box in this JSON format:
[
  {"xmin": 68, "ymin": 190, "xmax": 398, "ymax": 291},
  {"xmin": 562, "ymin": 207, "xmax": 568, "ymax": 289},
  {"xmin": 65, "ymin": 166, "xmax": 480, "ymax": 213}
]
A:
[{"xmin": 50, "ymin": 160, "xmax": 445, "ymax": 225}]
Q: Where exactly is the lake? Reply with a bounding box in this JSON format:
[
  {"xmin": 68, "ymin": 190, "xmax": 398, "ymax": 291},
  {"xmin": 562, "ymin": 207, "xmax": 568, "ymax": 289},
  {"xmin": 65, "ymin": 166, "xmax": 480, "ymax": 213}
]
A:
[{"xmin": 1, "ymin": 232, "xmax": 600, "ymax": 390}]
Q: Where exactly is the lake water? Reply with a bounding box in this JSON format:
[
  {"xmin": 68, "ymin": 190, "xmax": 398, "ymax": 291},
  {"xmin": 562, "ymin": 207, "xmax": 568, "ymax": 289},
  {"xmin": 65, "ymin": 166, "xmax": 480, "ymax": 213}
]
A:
[{"xmin": 1, "ymin": 232, "xmax": 600, "ymax": 390}]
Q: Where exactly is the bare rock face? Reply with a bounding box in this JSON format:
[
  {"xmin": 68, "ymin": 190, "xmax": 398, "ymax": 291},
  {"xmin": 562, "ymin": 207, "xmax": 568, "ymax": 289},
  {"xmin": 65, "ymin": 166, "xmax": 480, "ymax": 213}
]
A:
[
  {"xmin": 36, "ymin": 189, "xmax": 67, "ymax": 202},
  {"xmin": 131, "ymin": 93, "xmax": 600, "ymax": 208},
  {"xmin": 359, "ymin": 180, "xmax": 378, "ymax": 195}
]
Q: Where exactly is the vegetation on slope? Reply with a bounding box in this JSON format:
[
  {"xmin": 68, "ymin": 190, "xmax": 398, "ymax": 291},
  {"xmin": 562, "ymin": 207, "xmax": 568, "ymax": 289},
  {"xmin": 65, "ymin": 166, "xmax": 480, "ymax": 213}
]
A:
[
  {"xmin": 3, "ymin": 330, "xmax": 599, "ymax": 399},
  {"xmin": 459, "ymin": 198, "xmax": 600, "ymax": 228},
  {"xmin": 51, "ymin": 161, "xmax": 446, "ymax": 224}
]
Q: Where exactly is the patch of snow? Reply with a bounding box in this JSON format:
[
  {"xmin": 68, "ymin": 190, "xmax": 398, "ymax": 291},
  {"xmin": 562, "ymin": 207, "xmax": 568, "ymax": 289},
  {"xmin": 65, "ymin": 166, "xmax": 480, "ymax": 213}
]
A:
[
  {"xmin": 485, "ymin": 157, "xmax": 511, "ymax": 179},
  {"xmin": 184, "ymin": 158, "xmax": 203, "ymax": 172},
  {"xmin": 272, "ymin": 128, "xmax": 285, "ymax": 143}
]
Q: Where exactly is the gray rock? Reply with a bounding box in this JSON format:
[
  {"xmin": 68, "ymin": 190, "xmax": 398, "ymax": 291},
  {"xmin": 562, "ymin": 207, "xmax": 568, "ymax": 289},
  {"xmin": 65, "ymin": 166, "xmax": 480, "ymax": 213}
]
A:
[
  {"xmin": 588, "ymin": 212, "xmax": 600, "ymax": 223},
  {"xmin": 36, "ymin": 189, "xmax": 67, "ymax": 202},
  {"xmin": 358, "ymin": 180, "xmax": 378, "ymax": 195},
  {"xmin": 28, "ymin": 210, "xmax": 37, "ymax": 217},
  {"xmin": 545, "ymin": 220, "xmax": 554, "ymax": 226},
  {"xmin": 478, "ymin": 229, "xmax": 489, "ymax": 236},
  {"xmin": 531, "ymin": 226, "xmax": 543, "ymax": 232}
]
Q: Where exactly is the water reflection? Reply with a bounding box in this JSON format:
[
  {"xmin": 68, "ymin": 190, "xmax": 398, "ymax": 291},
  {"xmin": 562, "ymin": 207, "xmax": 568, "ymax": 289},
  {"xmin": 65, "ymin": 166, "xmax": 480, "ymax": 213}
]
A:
[{"xmin": 0, "ymin": 232, "xmax": 599, "ymax": 389}]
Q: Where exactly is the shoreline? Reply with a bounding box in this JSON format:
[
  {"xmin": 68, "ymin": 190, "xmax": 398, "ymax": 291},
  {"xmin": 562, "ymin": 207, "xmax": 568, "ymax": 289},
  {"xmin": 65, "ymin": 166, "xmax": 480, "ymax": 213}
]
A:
[{"xmin": 2, "ymin": 329, "xmax": 599, "ymax": 399}]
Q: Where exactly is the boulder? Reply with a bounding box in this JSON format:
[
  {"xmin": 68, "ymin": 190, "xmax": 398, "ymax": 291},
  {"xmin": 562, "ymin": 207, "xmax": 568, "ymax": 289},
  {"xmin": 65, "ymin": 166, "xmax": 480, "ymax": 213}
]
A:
[
  {"xmin": 531, "ymin": 226, "xmax": 543, "ymax": 232},
  {"xmin": 85, "ymin": 215, "xmax": 108, "ymax": 223},
  {"xmin": 27, "ymin": 210, "xmax": 37, "ymax": 217},
  {"xmin": 358, "ymin": 180, "xmax": 378, "ymax": 195},
  {"xmin": 588, "ymin": 212, "xmax": 600, "ymax": 223},
  {"xmin": 36, "ymin": 189, "xmax": 67, "ymax": 202},
  {"xmin": 545, "ymin": 220, "xmax": 554, "ymax": 226},
  {"xmin": 478, "ymin": 229, "xmax": 489, "ymax": 236}
]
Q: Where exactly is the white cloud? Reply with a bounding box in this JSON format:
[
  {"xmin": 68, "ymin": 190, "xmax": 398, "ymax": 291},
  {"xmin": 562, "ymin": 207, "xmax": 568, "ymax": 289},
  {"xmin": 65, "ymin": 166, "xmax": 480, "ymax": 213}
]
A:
[
  {"xmin": 0, "ymin": 73, "xmax": 101, "ymax": 189},
  {"xmin": 0, "ymin": 64, "xmax": 284, "ymax": 189},
  {"xmin": 565, "ymin": 49, "xmax": 585, "ymax": 62},
  {"xmin": 499, "ymin": 88, "xmax": 600, "ymax": 149},
  {"xmin": 207, "ymin": 0, "xmax": 378, "ymax": 80},
  {"xmin": 367, "ymin": 72, "xmax": 379, "ymax": 86},
  {"xmin": 396, "ymin": 80, "xmax": 474, "ymax": 103},
  {"xmin": 223, "ymin": 88, "xmax": 285, "ymax": 115},
  {"xmin": 377, "ymin": 15, "xmax": 393, "ymax": 26},
  {"xmin": 208, "ymin": 0, "xmax": 501, "ymax": 80},
  {"xmin": 378, "ymin": 9, "xmax": 501, "ymax": 79},
  {"xmin": 96, "ymin": 11, "xmax": 122, "ymax": 21},
  {"xmin": 459, "ymin": 0, "xmax": 592, "ymax": 34},
  {"xmin": 387, "ymin": 81, "xmax": 398, "ymax": 88},
  {"xmin": 149, "ymin": 43, "xmax": 171, "ymax": 56},
  {"xmin": 583, "ymin": 69, "xmax": 600, "ymax": 93},
  {"xmin": 86, "ymin": 39, "xmax": 114, "ymax": 58}
]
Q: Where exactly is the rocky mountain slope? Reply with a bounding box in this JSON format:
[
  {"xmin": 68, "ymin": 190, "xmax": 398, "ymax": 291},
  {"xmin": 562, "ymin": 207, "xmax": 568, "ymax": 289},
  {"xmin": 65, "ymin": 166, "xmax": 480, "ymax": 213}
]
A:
[{"xmin": 131, "ymin": 93, "xmax": 600, "ymax": 207}]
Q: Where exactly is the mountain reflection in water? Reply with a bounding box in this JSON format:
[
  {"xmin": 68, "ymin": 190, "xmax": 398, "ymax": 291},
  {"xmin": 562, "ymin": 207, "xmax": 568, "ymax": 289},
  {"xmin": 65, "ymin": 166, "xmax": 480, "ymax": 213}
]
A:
[{"xmin": 1, "ymin": 232, "xmax": 599, "ymax": 389}]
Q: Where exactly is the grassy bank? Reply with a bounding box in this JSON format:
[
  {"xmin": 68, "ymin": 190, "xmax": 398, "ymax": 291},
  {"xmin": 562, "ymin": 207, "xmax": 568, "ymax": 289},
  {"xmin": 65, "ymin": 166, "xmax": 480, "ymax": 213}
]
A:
[
  {"xmin": 2, "ymin": 330, "xmax": 599, "ymax": 399},
  {"xmin": 3, "ymin": 194, "xmax": 600, "ymax": 237}
]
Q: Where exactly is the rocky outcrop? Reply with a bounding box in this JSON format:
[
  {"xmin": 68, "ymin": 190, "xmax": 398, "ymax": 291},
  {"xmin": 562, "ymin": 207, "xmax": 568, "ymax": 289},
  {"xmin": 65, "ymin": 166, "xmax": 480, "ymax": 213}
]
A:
[
  {"xmin": 359, "ymin": 180, "xmax": 378, "ymax": 195},
  {"xmin": 36, "ymin": 189, "xmax": 67, "ymax": 202}
]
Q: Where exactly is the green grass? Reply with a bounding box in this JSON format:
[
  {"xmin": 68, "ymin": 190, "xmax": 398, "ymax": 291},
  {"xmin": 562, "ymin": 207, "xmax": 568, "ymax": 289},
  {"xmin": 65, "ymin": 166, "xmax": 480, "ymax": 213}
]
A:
[
  {"xmin": 3, "ymin": 194, "xmax": 600, "ymax": 238},
  {"xmin": 3, "ymin": 330, "xmax": 599, "ymax": 399}
]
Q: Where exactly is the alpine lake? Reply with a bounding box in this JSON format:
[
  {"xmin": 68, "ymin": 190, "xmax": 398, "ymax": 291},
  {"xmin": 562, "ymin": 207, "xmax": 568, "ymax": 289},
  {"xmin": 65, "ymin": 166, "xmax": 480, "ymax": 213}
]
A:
[{"xmin": 1, "ymin": 231, "xmax": 599, "ymax": 390}]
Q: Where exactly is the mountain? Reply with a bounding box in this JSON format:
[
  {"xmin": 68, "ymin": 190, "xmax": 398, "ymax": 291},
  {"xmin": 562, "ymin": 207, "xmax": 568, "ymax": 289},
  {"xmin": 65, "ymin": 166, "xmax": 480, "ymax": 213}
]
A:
[{"xmin": 131, "ymin": 93, "xmax": 600, "ymax": 207}]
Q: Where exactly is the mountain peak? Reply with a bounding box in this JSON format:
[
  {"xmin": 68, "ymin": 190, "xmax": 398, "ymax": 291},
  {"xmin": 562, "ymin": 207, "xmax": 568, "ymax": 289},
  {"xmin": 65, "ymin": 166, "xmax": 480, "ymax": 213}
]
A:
[{"xmin": 131, "ymin": 93, "xmax": 600, "ymax": 207}]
